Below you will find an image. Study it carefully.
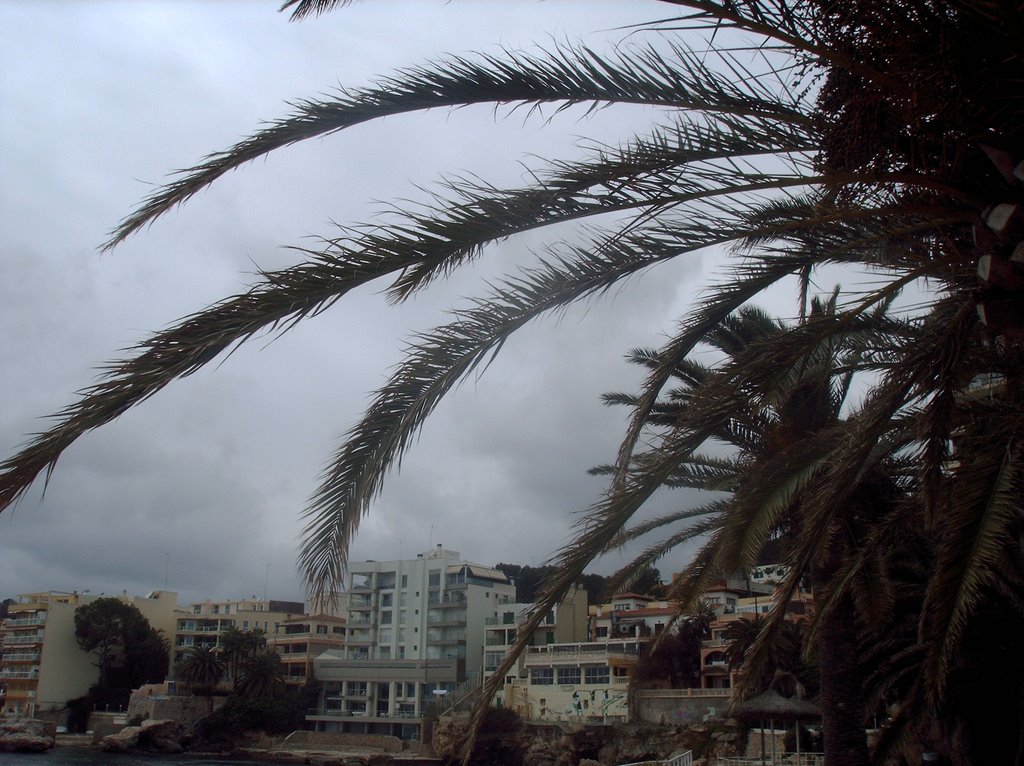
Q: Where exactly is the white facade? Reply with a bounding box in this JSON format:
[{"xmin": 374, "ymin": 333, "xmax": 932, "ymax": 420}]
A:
[{"xmin": 309, "ymin": 546, "xmax": 516, "ymax": 740}]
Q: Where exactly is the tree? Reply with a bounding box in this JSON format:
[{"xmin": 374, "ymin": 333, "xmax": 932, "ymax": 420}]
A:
[
  {"xmin": 220, "ymin": 626, "xmax": 268, "ymax": 691},
  {"xmin": 235, "ymin": 650, "xmax": 286, "ymax": 701},
  {"xmin": 595, "ymin": 299, "xmax": 912, "ymax": 764},
  {"xmin": 1, "ymin": 1, "xmax": 1021, "ymax": 760},
  {"xmin": 176, "ymin": 646, "xmax": 225, "ymax": 694},
  {"xmin": 74, "ymin": 598, "xmax": 168, "ymax": 694}
]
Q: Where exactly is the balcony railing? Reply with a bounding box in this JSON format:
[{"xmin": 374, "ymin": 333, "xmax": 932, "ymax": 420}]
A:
[
  {"xmin": 525, "ymin": 641, "xmax": 640, "ymax": 665},
  {"xmin": 1, "ymin": 652, "xmax": 41, "ymax": 663},
  {"xmin": 702, "ymin": 639, "xmax": 729, "ymax": 648},
  {"xmin": 427, "ymin": 617, "xmax": 467, "ymax": 628},
  {"xmin": 0, "ymin": 669, "xmax": 39, "ymax": 679},
  {"xmin": 4, "ymin": 616, "xmax": 47, "ymax": 627},
  {"xmin": 4, "ymin": 634, "xmax": 44, "ymax": 645}
]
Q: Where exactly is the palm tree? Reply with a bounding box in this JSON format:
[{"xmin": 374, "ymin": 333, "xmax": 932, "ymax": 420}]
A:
[
  {"xmin": 0, "ymin": 1, "xmax": 1020, "ymax": 759},
  {"xmin": 595, "ymin": 298, "xmax": 908, "ymax": 764},
  {"xmin": 220, "ymin": 626, "xmax": 269, "ymax": 690},
  {"xmin": 236, "ymin": 650, "xmax": 286, "ymax": 701},
  {"xmin": 176, "ymin": 646, "xmax": 225, "ymax": 695}
]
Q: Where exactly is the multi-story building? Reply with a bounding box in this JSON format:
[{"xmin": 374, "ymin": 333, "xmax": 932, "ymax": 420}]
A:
[
  {"xmin": 482, "ymin": 588, "xmax": 589, "ymax": 696},
  {"xmin": 503, "ymin": 639, "xmax": 640, "ymax": 723},
  {"xmin": 172, "ymin": 597, "xmax": 304, "ymax": 666},
  {"xmin": 308, "ymin": 546, "xmax": 516, "ymax": 740},
  {"xmin": 589, "ymin": 593, "xmax": 676, "ymax": 641},
  {"xmin": 0, "ymin": 590, "xmax": 178, "ymax": 717},
  {"xmin": 699, "ymin": 586, "xmax": 812, "ymax": 690},
  {"xmin": 268, "ymin": 613, "xmax": 346, "ymax": 686}
]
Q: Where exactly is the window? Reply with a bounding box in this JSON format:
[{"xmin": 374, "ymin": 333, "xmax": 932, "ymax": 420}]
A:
[
  {"xmin": 381, "ymin": 593, "xmax": 393, "ymax": 607},
  {"xmin": 557, "ymin": 666, "xmax": 581, "ymax": 685},
  {"xmin": 584, "ymin": 666, "xmax": 609, "ymax": 685},
  {"xmin": 428, "ymin": 571, "xmax": 441, "ymax": 587},
  {"xmin": 379, "ymin": 646, "xmax": 391, "ymax": 659},
  {"xmin": 242, "ymin": 620, "xmax": 249, "ymax": 630},
  {"xmin": 399, "ymin": 610, "xmax": 407, "ymax": 625},
  {"xmin": 401, "ymin": 575, "xmax": 408, "ymax": 588},
  {"xmin": 380, "ymin": 611, "xmax": 393, "ymax": 624},
  {"xmin": 596, "ymin": 626, "xmax": 608, "ymax": 638},
  {"xmin": 530, "ymin": 668, "xmax": 554, "ymax": 686},
  {"xmin": 484, "ymin": 651, "xmax": 504, "ymax": 671},
  {"xmin": 316, "ymin": 624, "xmax": 328, "ymax": 635}
]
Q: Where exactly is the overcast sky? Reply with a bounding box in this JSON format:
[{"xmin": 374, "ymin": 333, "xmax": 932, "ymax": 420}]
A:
[{"xmin": 0, "ymin": 1, "xmax": 774, "ymax": 607}]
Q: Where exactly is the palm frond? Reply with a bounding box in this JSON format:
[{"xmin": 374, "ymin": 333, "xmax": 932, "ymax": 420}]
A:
[{"xmin": 104, "ymin": 41, "xmax": 812, "ymax": 250}]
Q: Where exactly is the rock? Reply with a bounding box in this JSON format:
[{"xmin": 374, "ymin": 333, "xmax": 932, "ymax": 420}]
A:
[
  {"xmin": 98, "ymin": 719, "xmax": 185, "ymax": 754},
  {"xmin": 137, "ymin": 718, "xmax": 183, "ymax": 751},
  {"xmin": 99, "ymin": 725, "xmax": 141, "ymax": 752},
  {"xmin": 0, "ymin": 720, "xmax": 55, "ymax": 752},
  {"xmin": 523, "ymin": 739, "xmax": 559, "ymax": 766},
  {"xmin": 580, "ymin": 759, "xmax": 603, "ymax": 766}
]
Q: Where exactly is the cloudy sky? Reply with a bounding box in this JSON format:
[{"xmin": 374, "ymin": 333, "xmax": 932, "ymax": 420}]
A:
[{"xmin": 0, "ymin": 1, "xmax": 771, "ymax": 607}]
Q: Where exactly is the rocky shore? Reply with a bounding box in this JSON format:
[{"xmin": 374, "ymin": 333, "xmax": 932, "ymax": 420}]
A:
[
  {"xmin": 18, "ymin": 714, "xmax": 739, "ymax": 766},
  {"xmin": 0, "ymin": 719, "xmax": 56, "ymax": 752}
]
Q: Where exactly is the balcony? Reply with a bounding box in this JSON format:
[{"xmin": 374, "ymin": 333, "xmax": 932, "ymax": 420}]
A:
[
  {"xmin": 4, "ymin": 633, "xmax": 44, "ymax": 645},
  {"xmin": 4, "ymin": 616, "xmax": 47, "ymax": 628},
  {"xmin": 0, "ymin": 669, "xmax": 39, "ymax": 679},
  {"xmin": 524, "ymin": 641, "xmax": 640, "ymax": 666},
  {"xmin": 1, "ymin": 652, "xmax": 41, "ymax": 663},
  {"xmin": 427, "ymin": 637, "xmax": 463, "ymax": 646},
  {"xmin": 427, "ymin": 595, "xmax": 466, "ymax": 608},
  {"xmin": 702, "ymin": 638, "xmax": 729, "ymax": 648},
  {"xmin": 426, "ymin": 617, "xmax": 467, "ymax": 628}
]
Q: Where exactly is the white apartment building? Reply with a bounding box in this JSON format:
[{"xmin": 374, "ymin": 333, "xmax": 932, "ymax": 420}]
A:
[{"xmin": 308, "ymin": 546, "xmax": 516, "ymax": 740}]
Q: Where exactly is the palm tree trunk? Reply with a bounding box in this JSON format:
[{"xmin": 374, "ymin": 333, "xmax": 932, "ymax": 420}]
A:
[{"xmin": 814, "ymin": 563, "xmax": 870, "ymax": 766}]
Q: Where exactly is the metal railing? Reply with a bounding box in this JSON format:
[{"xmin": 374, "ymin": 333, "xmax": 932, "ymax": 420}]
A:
[
  {"xmin": 4, "ymin": 634, "xmax": 44, "ymax": 645},
  {"xmin": 718, "ymin": 756, "xmax": 823, "ymax": 766},
  {"xmin": 0, "ymin": 669, "xmax": 39, "ymax": 679},
  {"xmin": 4, "ymin": 616, "xmax": 47, "ymax": 627},
  {"xmin": 618, "ymin": 750, "xmax": 693, "ymax": 766}
]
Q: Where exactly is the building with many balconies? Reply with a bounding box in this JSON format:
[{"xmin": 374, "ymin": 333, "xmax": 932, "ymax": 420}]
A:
[
  {"xmin": 172, "ymin": 597, "xmax": 304, "ymax": 666},
  {"xmin": 482, "ymin": 587, "xmax": 589, "ymax": 701},
  {"xmin": 0, "ymin": 590, "xmax": 178, "ymax": 717},
  {"xmin": 307, "ymin": 545, "xmax": 516, "ymax": 741},
  {"xmin": 268, "ymin": 613, "xmax": 346, "ymax": 686}
]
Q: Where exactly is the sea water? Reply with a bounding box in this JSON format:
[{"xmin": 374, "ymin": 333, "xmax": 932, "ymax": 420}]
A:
[{"xmin": 0, "ymin": 751, "xmax": 265, "ymax": 766}]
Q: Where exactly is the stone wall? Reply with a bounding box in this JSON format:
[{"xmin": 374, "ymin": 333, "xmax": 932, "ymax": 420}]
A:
[
  {"xmin": 634, "ymin": 689, "xmax": 731, "ymax": 727},
  {"xmin": 282, "ymin": 730, "xmax": 405, "ymax": 753},
  {"xmin": 126, "ymin": 692, "xmax": 226, "ymax": 728}
]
